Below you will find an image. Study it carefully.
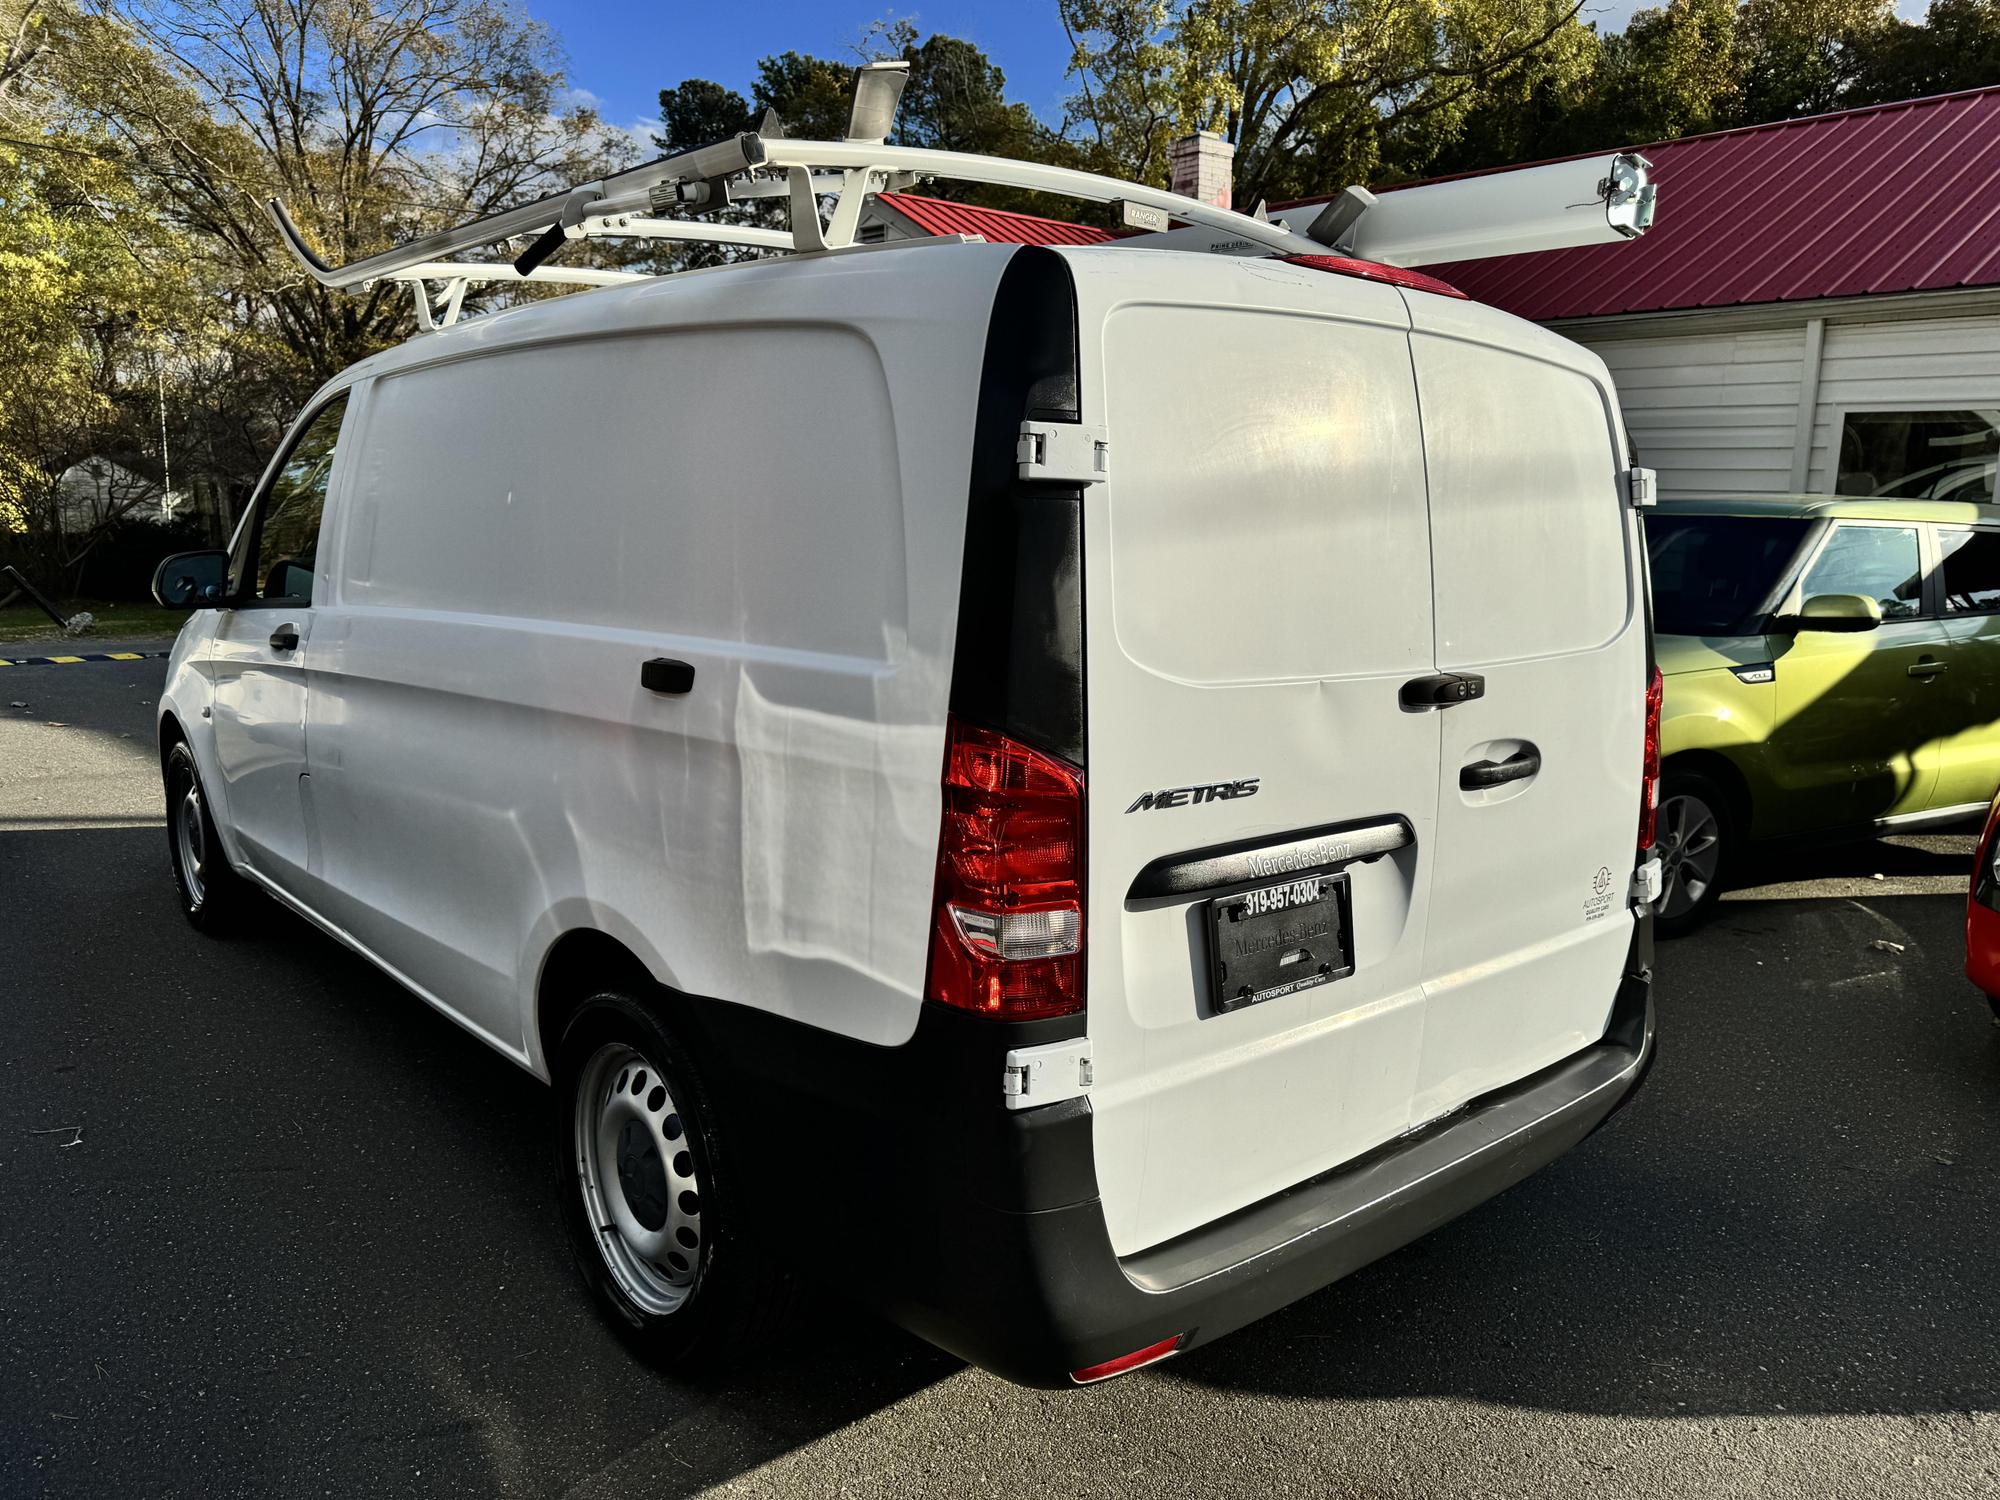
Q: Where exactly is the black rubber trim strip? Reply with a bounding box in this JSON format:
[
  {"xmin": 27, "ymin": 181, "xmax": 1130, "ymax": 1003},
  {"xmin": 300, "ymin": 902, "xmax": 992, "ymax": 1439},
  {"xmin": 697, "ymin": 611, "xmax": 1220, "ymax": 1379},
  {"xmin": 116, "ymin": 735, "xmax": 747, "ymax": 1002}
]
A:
[{"xmin": 1126, "ymin": 816, "xmax": 1413, "ymax": 903}]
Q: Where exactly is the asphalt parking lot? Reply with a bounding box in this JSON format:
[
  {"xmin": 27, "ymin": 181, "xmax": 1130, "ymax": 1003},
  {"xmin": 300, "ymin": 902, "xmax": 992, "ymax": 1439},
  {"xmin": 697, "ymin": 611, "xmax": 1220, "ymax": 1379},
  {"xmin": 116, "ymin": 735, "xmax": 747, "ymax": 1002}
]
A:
[{"xmin": 4, "ymin": 649, "xmax": 1999, "ymax": 1499}]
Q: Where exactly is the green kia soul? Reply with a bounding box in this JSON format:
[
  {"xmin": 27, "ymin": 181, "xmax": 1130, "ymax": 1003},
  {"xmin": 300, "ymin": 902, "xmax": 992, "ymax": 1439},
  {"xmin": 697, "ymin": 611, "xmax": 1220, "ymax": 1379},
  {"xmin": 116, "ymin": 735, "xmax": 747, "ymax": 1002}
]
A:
[{"xmin": 1646, "ymin": 497, "xmax": 2000, "ymax": 932}]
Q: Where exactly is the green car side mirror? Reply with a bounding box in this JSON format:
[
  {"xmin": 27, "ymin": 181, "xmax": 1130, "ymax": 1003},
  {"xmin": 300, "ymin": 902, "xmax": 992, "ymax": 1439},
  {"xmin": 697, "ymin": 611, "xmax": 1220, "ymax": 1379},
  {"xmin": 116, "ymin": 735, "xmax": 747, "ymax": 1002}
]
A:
[{"xmin": 1786, "ymin": 593, "xmax": 1884, "ymax": 633}]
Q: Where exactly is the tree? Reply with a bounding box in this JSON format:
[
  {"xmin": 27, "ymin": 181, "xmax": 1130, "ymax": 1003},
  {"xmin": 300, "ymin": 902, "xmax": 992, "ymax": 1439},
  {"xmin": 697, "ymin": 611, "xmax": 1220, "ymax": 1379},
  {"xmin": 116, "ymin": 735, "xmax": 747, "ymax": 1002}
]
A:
[
  {"xmin": 654, "ymin": 76, "xmax": 747, "ymax": 153},
  {"xmin": 750, "ymin": 49, "xmax": 853, "ymax": 139},
  {"xmin": 1735, "ymin": 0, "xmax": 1892, "ymax": 120},
  {"xmin": 0, "ymin": 0, "xmax": 49, "ymax": 100},
  {"xmin": 895, "ymin": 31, "xmax": 1043, "ymax": 160},
  {"xmin": 1848, "ymin": 0, "xmax": 2000, "ymax": 105},
  {"xmin": 0, "ymin": 136, "xmax": 221, "ymax": 572},
  {"xmin": 1059, "ymin": 0, "xmax": 1602, "ymax": 203},
  {"xmin": 657, "ymin": 31, "xmax": 1071, "ymax": 218},
  {"xmin": 50, "ymin": 0, "xmax": 628, "ymax": 405}
]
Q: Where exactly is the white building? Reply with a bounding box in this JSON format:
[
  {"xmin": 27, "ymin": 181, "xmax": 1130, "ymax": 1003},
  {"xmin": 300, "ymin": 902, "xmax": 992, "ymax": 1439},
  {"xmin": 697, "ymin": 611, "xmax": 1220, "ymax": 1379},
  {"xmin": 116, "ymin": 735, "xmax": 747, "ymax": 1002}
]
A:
[{"xmin": 1418, "ymin": 86, "xmax": 2000, "ymax": 503}]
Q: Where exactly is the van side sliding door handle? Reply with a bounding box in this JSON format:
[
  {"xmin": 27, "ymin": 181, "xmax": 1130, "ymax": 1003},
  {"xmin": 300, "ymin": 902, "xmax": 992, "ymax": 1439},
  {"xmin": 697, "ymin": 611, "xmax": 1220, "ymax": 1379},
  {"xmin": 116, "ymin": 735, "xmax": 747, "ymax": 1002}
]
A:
[
  {"xmin": 1460, "ymin": 747, "xmax": 1541, "ymax": 790},
  {"xmin": 640, "ymin": 658, "xmax": 696, "ymax": 695},
  {"xmin": 268, "ymin": 624, "xmax": 300, "ymax": 652}
]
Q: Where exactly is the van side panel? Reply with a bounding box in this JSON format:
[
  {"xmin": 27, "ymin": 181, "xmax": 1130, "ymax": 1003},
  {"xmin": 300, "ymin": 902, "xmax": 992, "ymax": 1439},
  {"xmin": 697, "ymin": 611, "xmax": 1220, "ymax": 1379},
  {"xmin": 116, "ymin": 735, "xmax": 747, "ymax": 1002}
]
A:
[{"xmin": 303, "ymin": 250, "xmax": 1017, "ymax": 1062}]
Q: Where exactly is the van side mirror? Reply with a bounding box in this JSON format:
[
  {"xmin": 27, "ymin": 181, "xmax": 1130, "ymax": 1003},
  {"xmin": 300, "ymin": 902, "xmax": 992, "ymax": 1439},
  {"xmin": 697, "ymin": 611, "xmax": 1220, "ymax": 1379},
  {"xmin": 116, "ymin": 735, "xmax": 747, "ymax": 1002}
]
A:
[
  {"xmin": 1782, "ymin": 593, "xmax": 1883, "ymax": 633},
  {"xmin": 151, "ymin": 549, "xmax": 230, "ymax": 609}
]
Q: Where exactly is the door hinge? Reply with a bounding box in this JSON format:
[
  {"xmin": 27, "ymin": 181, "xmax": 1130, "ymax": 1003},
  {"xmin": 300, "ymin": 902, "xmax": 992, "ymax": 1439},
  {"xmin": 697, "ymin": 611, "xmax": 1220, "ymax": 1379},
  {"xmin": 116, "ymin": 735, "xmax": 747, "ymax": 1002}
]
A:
[
  {"xmin": 1631, "ymin": 855, "xmax": 1662, "ymax": 908},
  {"xmin": 1622, "ymin": 467, "xmax": 1658, "ymax": 508},
  {"xmin": 1002, "ymin": 1037, "xmax": 1094, "ymax": 1111},
  {"xmin": 1018, "ymin": 421, "xmax": 1108, "ymax": 484}
]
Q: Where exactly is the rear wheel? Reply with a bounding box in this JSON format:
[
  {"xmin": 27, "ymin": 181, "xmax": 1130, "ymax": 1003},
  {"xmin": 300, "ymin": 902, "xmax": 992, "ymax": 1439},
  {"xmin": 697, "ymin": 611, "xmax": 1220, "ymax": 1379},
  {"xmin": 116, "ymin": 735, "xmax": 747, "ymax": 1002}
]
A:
[
  {"xmin": 553, "ymin": 990, "xmax": 790, "ymax": 1370},
  {"xmin": 164, "ymin": 739, "xmax": 248, "ymax": 933},
  {"xmin": 1654, "ymin": 771, "xmax": 1734, "ymax": 937}
]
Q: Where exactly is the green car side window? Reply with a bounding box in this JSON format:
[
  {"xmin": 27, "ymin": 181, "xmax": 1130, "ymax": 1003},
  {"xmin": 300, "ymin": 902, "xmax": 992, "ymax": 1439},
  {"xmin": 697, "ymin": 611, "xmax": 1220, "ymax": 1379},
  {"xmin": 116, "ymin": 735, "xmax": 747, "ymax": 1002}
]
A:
[
  {"xmin": 1799, "ymin": 525, "xmax": 1923, "ymax": 620},
  {"xmin": 1938, "ymin": 529, "xmax": 2000, "ymax": 614}
]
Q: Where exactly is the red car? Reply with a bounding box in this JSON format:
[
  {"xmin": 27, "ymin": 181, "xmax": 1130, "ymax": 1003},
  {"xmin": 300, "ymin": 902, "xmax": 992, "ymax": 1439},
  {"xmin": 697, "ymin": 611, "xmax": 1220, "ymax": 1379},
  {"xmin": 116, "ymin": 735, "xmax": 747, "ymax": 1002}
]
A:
[{"xmin": 1966, "ymin": 791, "xmax": 2000, "ymax": 1018}]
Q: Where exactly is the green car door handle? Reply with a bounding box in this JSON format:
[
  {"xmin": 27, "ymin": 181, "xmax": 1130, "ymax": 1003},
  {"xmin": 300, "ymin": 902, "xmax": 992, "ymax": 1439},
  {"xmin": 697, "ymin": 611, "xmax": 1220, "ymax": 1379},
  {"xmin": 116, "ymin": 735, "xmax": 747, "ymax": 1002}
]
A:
[{"xmin": 1908, "ymin": 657, "xmax": 1948, "ymax": 678}]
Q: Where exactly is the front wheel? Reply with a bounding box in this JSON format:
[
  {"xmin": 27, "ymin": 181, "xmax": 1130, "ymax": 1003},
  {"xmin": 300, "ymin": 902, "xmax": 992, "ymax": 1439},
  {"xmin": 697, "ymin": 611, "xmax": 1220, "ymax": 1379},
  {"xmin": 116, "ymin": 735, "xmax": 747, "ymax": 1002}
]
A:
[
  {"xmin": 553, "ymin": 990, "xmax": 791, "ymax": 1371},
  {"xmin": 1653, "ymin": 771, "xmax": 1734, "ymax": 938},
  {"xmin": 164, "ymin": 739, "xmax": 249, "ymax": 933}
]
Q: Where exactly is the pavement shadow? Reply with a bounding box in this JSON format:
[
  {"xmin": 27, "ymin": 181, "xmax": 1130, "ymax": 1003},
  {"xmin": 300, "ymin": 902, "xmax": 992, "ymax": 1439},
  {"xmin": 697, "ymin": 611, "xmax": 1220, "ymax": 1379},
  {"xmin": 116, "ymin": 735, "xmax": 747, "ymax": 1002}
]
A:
[
  {"xmin": 1170, "ymin": 889, "xmax": 2000, "ymax": 1419},
  {"xmin": 0, "ymin": 824, "xmax": 952, "ymax": 1499},
  {"xmin": 1733, "ymin": 829, "xmax": 1980, "ymax": 887}
]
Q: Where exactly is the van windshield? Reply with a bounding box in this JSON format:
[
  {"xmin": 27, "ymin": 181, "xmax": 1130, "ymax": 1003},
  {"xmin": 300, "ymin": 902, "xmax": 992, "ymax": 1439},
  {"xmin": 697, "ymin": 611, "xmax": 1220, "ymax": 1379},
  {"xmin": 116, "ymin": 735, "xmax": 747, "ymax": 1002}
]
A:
[{"xmin": 1645, "ymin": 514, "xmax": 1810, "ymax": 637}]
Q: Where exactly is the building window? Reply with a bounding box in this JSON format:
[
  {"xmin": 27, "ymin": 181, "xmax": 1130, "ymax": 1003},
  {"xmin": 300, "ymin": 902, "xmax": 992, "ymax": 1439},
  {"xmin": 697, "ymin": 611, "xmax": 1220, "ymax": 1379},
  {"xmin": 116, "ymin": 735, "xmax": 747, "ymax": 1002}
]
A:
[{"xmin": 1837, "ymin": 409, "xmax": 1998, "ymax": 502}]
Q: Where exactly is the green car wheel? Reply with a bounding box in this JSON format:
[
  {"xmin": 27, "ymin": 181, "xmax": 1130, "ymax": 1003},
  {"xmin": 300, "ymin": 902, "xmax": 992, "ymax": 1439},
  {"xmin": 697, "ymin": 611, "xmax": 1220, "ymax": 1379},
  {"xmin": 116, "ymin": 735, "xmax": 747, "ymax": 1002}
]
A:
[{"xmin": 1654, "ymin": 771, "xmax": 1733, "ymax": 936}]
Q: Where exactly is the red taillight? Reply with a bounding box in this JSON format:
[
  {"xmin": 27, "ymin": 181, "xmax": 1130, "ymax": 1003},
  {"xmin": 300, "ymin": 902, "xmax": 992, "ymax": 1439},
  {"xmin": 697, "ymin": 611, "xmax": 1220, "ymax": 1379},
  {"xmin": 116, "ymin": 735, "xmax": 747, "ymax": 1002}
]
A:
[
  {"xmin": 1280, "ymin": 254, "xmax": 1469, "ymax": 300},
  {"xmin": 1638, "ymin": 665, "xmax": 1663, "ymax": 850},
  {"xmin": 925, "ymin": 717, "xmax": 1085, "ymax": 1020},
  {"xmin": 1070, "ymin": 1333, "xmax": 1183, "ymax": 1384}
]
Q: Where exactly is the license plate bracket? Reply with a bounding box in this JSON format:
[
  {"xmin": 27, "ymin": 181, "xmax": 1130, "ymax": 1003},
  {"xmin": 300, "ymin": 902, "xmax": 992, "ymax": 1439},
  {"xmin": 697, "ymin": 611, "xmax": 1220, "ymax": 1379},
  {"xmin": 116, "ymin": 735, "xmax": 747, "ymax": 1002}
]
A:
[{"xmin": 1206, "ymin": 872, "xmax": 1354, "ymax": 1014}]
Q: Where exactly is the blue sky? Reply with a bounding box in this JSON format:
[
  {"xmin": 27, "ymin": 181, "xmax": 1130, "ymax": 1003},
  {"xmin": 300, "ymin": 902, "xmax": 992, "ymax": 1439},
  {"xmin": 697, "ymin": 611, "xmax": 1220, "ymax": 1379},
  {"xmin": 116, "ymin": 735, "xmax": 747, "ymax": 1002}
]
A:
[{"xmin": 530, "ymin": 2, "xmax": 1665, "ymax": 142}]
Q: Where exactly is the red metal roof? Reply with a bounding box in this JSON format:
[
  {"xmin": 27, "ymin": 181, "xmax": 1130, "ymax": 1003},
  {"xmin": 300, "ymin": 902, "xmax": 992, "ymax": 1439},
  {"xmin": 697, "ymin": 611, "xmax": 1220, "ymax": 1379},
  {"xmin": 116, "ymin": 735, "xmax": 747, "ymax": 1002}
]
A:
[
  {"xmin": 1420, "ymin": 86, "xmax": 2000, "ymax": 320},
  {"xmin": 886, "ymin": 88, "xmax": 2000, "ymax": 320},
  {"xmin": 874, "ymin": 192, "xmax": 1116, "ymax": 247}
]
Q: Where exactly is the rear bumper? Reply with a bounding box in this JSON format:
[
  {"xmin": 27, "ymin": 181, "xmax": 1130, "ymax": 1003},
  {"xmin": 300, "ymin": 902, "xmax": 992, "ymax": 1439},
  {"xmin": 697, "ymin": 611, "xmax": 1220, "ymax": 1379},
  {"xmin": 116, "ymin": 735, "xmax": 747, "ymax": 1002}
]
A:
[{"xmin": 686, "ymin": 921, "xmax": 1655, "ymax": 1387}]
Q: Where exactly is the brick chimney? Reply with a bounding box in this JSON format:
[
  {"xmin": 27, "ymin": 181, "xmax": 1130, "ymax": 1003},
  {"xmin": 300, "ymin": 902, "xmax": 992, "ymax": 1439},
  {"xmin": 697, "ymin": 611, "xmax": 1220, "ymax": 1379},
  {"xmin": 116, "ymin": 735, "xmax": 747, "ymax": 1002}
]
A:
[{"xmin": 1169, "ymin": 131, "xmax": 1234, "ymax": 211}]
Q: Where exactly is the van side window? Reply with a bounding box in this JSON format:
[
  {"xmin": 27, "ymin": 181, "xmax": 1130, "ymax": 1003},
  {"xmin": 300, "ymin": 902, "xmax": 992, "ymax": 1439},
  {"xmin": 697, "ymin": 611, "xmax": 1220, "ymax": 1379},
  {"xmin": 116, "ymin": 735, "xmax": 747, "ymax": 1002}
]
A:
[
  {"xmin": 1799, "ymin": 524, "xmax": 1922, "ymax": 619},
  {"xmin": 237, "ymin": 394, "xmax": 348, "ymax": 606},
  {"xmin": 1937, "ymin": 528, "xmax": 2000, "ymax": 614}
]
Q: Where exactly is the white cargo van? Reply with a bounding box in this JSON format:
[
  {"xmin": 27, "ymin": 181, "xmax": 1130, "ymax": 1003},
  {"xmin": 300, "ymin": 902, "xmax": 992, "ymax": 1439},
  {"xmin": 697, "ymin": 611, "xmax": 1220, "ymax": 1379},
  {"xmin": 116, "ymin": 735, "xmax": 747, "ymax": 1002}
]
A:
[{"xmin": 151, "ymin": 126, "xmax": 1660, "ymax": 1387}]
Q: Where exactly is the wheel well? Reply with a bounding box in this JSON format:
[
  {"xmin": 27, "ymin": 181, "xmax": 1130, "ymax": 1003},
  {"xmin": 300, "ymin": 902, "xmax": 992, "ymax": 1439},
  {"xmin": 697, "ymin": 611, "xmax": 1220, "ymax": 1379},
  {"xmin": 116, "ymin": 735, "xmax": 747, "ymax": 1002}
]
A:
[
  {"xmin": 1662, "ymin": 749, "xmax": 1752, "ymax": 836},
  {"xmin": 158, "ymin": 712, "xmax": 186, "ymax": 768},
  {"xmin": 536, "ymin": 929, "xmax": 657, "ymax": 1069}
]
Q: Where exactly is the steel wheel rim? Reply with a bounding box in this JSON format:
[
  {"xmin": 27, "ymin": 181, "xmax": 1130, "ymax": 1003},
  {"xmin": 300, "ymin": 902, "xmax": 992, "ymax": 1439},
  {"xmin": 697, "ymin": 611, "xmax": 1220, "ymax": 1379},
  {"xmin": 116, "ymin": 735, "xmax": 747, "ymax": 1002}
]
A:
[
  {"xmin": 573, "ymin": 1042, "xmax": 704, "ymax": 1317},
  {"xmin": 175, "ymin": 777, "xmax": 207, "ymax": 906},
  {"xmin": 1656, "ymin": 791, "xmax": 1722, "ymax": 919}
]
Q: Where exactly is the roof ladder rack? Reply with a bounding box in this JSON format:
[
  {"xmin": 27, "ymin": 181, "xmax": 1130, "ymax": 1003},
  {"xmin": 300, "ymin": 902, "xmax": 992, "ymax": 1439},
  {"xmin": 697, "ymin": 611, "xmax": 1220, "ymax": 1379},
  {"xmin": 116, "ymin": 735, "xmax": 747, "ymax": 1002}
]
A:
[{"xmin": 266, "ymin": 60, "xmax": 1660, "ymax": 321}]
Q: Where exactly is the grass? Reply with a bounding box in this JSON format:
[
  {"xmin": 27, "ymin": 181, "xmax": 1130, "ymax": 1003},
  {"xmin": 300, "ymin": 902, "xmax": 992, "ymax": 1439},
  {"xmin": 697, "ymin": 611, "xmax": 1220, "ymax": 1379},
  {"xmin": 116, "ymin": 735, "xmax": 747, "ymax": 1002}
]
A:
[{"xmin": 0, "ymin": 599, "xmax": 191, "ymax": 646}]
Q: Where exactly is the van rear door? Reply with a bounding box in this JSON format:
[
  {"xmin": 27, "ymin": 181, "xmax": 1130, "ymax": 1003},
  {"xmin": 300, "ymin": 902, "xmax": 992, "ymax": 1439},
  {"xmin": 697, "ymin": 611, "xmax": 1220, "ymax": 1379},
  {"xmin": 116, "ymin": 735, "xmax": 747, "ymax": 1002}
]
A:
[
  {"xmin": 1075, "ymin": 260, "xmax": 1444, "ymax": 1257},
  {"xmin": 1402, "ymin": 299, "xmax": 1645, "ymax": 1124}
]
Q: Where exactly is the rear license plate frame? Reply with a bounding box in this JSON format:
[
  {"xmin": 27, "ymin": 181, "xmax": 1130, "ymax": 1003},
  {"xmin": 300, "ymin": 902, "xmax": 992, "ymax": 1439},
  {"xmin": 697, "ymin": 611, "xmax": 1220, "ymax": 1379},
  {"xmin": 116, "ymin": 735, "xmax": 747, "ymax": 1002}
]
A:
[{"xmin": 1206, "ymin": 872, "xmax": 1354, "ymax": 1014}]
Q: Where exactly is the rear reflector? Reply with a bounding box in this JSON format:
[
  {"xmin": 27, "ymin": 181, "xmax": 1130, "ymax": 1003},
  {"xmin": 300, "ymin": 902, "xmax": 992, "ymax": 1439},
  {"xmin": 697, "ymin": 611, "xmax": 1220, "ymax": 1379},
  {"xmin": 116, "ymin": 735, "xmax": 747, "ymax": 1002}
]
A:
[
  {"xmin": 1281, "ymin": 254, "xmax": 1469, "ymax": 300},
  {"xmin": 1639, "ymin": 665, "xmax": 1663, "ymax": 851},
  {"xmin": 1070, "ymin": 1334, "xmax": 1183, "ymax": 1385},
  {"xmin": 926, "ymin": 717, "xmax": 1086, "ymax": 1020}
]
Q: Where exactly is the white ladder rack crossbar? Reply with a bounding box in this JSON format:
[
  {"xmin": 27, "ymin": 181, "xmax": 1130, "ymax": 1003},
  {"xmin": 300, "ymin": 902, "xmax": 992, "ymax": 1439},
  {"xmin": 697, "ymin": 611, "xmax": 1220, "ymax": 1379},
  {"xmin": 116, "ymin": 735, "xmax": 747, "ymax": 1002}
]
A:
[
  {"xmin": 267, "ymin": 131, "xmax": 1307, "ymax": 292},
  {"xmin": 376, "ymin": 261, "xmax": 650, "ymax": 332}
]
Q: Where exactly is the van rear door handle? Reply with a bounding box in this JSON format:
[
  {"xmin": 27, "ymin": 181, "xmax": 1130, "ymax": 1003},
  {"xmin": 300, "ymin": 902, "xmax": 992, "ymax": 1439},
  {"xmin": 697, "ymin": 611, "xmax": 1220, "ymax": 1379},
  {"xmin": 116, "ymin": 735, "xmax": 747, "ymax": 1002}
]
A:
[
  {"xmin": 1460, "ymin": 747, "xmax": 1541, "ymax": 790},
  {"xmin": 268, "ymin": 624, "xmax": 299, "ymax": 652},
  {"xmin": 641, "ymin": 658, "xmax": 696, "ymax": 695},
  {"xmin": 1908, "ymin": 657, "xmax": 1948, "ymax": 678},
  {"xmin": 1400, "ymin": 672, "xmax": 1485, "ymax": 711}
]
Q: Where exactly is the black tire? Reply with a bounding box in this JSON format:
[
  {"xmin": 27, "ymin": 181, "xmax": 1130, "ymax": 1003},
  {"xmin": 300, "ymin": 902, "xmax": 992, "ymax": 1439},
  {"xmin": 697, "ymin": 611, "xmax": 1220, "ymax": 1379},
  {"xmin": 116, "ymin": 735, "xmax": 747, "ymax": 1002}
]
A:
[
  {"xmin": 1653, "ymin": 769, "xmax": 1737, "ymax": 939},
  {"xmin": 164, "ymin": 738, "xmax": 249, "ymax": 934},
  {"xmin": 552, "ymin": 990, "xmax": 792, "ymax": 1371}
]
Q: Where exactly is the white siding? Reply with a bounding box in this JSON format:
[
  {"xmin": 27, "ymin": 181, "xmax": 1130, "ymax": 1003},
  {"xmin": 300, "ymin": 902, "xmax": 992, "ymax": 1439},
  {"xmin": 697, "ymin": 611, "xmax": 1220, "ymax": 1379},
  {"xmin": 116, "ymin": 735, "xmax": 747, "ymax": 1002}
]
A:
[
  {"xmin": 1804, "ymin": 313, "xmax": 2000, "ymax": 492},
  {"xmin": 1569, "ymin": 327, "xmax": 1805, "ymax": 499}
]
